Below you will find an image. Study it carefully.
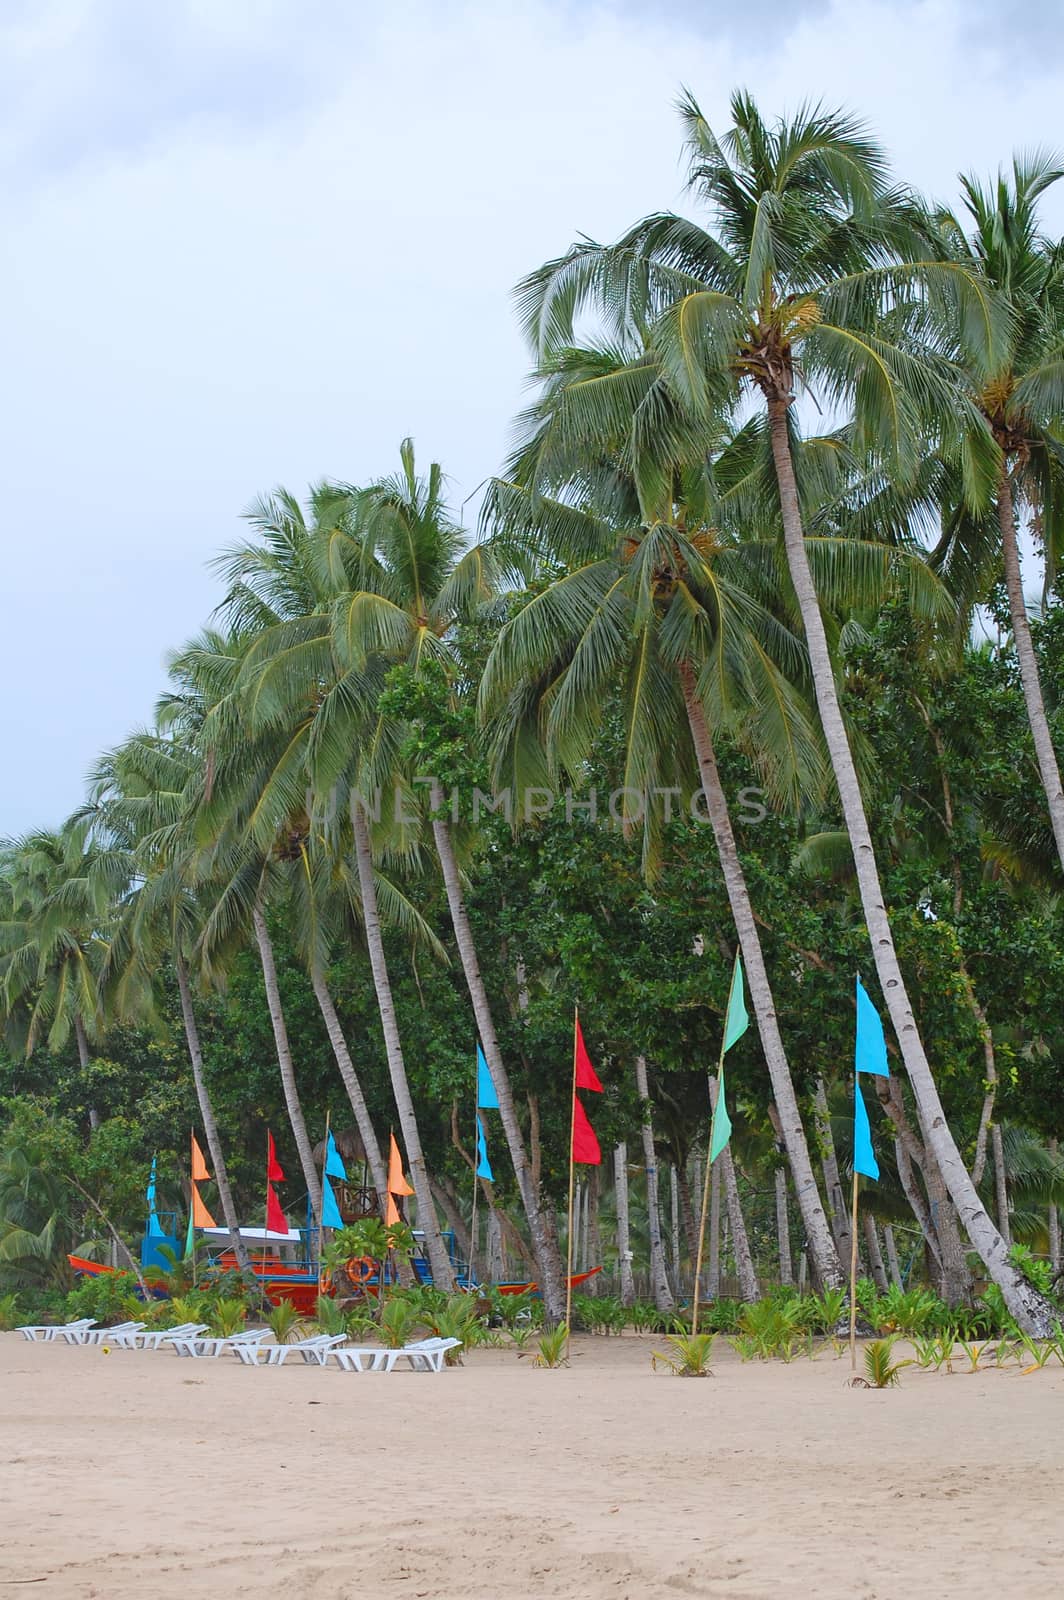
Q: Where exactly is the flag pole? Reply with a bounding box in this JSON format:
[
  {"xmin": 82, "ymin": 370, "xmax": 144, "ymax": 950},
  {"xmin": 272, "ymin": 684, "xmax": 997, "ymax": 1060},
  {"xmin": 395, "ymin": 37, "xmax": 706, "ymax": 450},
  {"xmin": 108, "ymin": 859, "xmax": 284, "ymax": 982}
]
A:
[
  {"xmin": 318, "ymin": 1107, "xmax": 331, "ymax": 1289},
  {"xmin": 470, "ymin": 1080, "xmax": 480, "ymax": 1291},
  {"xmin": 848, "ymin": 1166, "xmax": 860, "ymax": 1373},
  {"xmin": 692, "ymin": 1032, "xmax": 727, "ymax": 1336},
  {"xmin": 565, "ymin": 1005, "xmax": 579, "ymax": 1354}
]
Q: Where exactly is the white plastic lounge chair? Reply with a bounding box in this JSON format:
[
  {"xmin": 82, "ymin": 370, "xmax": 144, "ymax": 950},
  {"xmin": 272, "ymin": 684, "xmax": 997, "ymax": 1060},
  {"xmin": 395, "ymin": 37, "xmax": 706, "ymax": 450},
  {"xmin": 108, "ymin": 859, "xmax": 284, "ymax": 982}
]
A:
[
  {"xmin": 235, "ymin": 1333, "xmax": 347, "ymax": 1368},
  {"xmin": 170, "ymin": 1327, "xmax": 271, "ymax": 1359},
  {"xmin": 17, "ymin": 1317, "xmax": 96, "ymax": 1343},
  {"xmin": 80, "ymin": 1321, "xmax": 145, "ymax": 1346},
  {"xmin": 331, "ymin": 1336, "xmax": 461, "ymax": 1374},
  {"xmin": 111, "ymin": 1321, "xmax": 207, "ymax": 1350}
]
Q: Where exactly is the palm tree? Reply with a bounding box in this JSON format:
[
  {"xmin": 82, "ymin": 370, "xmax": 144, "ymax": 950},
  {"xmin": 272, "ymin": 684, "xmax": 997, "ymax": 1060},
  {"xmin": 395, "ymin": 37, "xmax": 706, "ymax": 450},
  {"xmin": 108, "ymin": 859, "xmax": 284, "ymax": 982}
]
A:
[
  {"xmin": 933, "ymin": 156, "xmax": 1064, "ymax": 872},
  {"xmin": 516, "ymin": 90, "xmax": 1055, "ymax": 1332},
  {"xmin": 480, "ymin": 383, "xmax": 858, "ymax": 1291}
]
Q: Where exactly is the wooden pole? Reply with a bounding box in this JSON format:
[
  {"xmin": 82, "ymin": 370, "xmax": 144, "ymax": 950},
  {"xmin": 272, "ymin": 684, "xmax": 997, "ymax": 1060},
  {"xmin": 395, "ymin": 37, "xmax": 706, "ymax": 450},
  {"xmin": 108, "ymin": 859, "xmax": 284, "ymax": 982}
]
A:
[
  {"xmin": 848, "ymin": 1168, "xmax": 860, "ymax": 1374},
  {"xmin": 470, "ymin": 1096, "xmax": 480, "ymax": 1291},
  {"xmin": 564, "ymin": 1005, "xmax": 579, "ymax": 1354},
  {"xmin": 318, "ymin": 1108, "xmax": 331, "ymax": 1291},
  {"xmin": 691, "ymin": 1031, "xmax": 727, "ymax": 1334}
]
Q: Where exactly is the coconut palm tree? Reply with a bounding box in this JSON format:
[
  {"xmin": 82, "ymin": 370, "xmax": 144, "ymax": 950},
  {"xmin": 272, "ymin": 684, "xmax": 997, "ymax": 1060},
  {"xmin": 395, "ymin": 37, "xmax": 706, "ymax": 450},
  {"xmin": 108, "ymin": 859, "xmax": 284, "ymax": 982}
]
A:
[
  {"xmin": 515, "ymin": 90, "xmax": 1055, "ymax": 1332},
  {"xmin": 931, "ymin": 156, "xmax": 1064, "ymax": 872}
]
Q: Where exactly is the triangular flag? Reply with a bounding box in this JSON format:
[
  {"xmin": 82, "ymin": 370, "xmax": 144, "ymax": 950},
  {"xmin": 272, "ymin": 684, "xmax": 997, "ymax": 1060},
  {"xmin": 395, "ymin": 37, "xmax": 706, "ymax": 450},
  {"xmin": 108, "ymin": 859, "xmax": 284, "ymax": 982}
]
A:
[
  {"xmin": 709, "ymin": 1062, "xmax": 732, "ymax": 1163},
  {"xmin": 856, "ymin": 976, "xmax": 890, "ymax": 1076},
  {"xmin": 146, "ymin": 1156, "xmax": 165, "ymax": 1236},
  {"xmin": 325, "ymin": 1131, "xmax": 347, "ymax": 1181},
  {"xmin": 572, "ymin": 1096, "xmax": 601, "ymax": 1165},
  {"xmin": 191, "ymin": 1133, "xmax": 211, "ymax": 1183},
  {"xmin": 184, "ymin": 1204, "xmax": 195, "ymax": 1259},
  {"xmin": 853, "ymin": 1078, "xmax": 879, "ymax": 1180},
  {"xmin": 475, "ymin": 1113, "xmax": 494, "ymax": 1181},
  {"xmin": 321, "ymin": 1175, "xmax": 344, "ymax": 1229},
  {"xmin": 266, "ymin": 1181, "xmax": 288, "ymax": 1235},
  {"xmin": 723, "ymin": 954, "xmax": 749, "ymax": 1053},
  {"xmin": 477, "ymin": 1044, "xmax": 500, "ymax": 1109},
  {"xmin": 385, "ymin": 1193, "xmax": 400, "ymax": 1227},
  {"xmin": 574, "ymin": 1017, "xmax": 604, "ymax": 1092},
  {"xmin": 387, "ymin": 1133, "xmax": 414, "ymax": 1197},
  {"xmin": 191, "ymin": 1184, "xmax": 217, "ymax": 1229},
  {"xmin": 267, "ymin": 1131, "xmax": 285, "ymax": 1182}
]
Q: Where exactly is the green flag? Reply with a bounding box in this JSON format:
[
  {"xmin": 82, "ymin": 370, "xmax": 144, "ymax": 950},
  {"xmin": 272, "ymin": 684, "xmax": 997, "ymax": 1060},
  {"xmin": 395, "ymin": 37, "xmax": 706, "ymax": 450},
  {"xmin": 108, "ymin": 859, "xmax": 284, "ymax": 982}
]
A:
[
  {"xmin": 723, "ymin": 954, "xmax": 749, "ymax": 1052},
  {"xmin": 184, "ymin": 1204, "xmax": 195, "ymax": 1260},
  {"xmin": 709, "ymin": 1061, "xmax": 732, "ymax": 1162}
]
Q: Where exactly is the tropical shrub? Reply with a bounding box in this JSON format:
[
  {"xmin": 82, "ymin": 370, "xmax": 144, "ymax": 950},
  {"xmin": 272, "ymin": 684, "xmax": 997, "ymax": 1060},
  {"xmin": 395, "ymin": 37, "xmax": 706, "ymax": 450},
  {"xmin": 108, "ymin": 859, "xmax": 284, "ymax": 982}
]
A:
[{"xmin": 652, "ymin": 1332, "xmax": 715, "ymax": 1376}]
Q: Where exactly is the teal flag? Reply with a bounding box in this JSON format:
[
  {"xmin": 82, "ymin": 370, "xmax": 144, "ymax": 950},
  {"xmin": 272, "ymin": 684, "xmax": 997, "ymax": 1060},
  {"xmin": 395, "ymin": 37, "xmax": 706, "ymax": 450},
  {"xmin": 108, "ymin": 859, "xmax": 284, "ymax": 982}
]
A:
[
  {"xmin": 475, "ymin": 1114, "xmax": 494, "ymax": 1181},
  {"xmin": 325, "ymin": 1131, "xmax": 347, "ymax": 1180},
  {"xmin": 853, "ymin": 1078, "xmax": 879, "ymax": 1180},
  {"xmin": 146, "ymin": 1155, "xmax": 165, "ymax": 1236},
  {"xmin": 321, "ymin": 1175, "xmax": 344, "ymax": 1229},
  {"xmin": 476, "ymin": 1044, "xmax": 500, "ymax": 1109},
  {"xmin": 855, "ymin": 976, "xmax": 890, "ymax": 1077},
  {"xmin": 709, "ymin": 1063, "xmax": 732, "ymax": 1163},
  {"xmin": 184, "ymin": 1204, "xmax": 195, "ymax": 1259},
  {"xmin": 723, "ymin": 954, "xmax": 749, "ymax": 1053}
]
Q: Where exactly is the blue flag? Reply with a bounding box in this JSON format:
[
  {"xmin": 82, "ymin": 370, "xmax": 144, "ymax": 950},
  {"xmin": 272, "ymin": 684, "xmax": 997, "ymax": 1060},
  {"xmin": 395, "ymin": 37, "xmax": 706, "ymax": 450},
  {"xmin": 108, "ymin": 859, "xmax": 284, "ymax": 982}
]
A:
[
  {"xmin": 146, "ymin": 1156, "xmax": 165, "ymax": 1236},
  {"xmin": 855, "ymin": 976, "xmax": 890, "ymax": 1077},
  {"xmin": 475, "ymin": 1114, "xmax": 494, "ymax": 1181},
  {"xmin": 325, "ymin": 1131, "xmax": 347, "ymax": 1181},
  {"xmin": 477, "ymin": 1044, "xmax": 500, "ymax": 1109},
  {"xmin": 853, "ymin": 1078, "xmax": 879, "ymax": 1180},
  {"xmin": 321, "ymin": 1175, "xmax": 344, "ymax": 1229}
]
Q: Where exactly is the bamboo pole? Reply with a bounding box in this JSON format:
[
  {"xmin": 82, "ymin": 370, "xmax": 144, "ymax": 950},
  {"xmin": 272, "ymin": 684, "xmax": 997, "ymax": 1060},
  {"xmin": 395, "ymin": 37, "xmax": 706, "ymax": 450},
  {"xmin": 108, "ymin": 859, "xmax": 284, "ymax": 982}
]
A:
[
  {"xmin": 849, "ymin": 1169, "xmax": 860, "ymax": 1374},
  {"xmin": 564, "ymin": 1006, "xmax": 579, "ymax": 1354}
]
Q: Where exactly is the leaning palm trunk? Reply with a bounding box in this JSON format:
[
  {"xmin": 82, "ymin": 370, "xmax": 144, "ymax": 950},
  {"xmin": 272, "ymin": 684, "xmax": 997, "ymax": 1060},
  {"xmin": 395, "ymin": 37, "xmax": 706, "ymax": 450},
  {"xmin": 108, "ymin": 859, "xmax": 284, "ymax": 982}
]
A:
[
  {"xmin": 250, "ymin": 900, "xmax": 322, "ymax": 1218},
  {"xmin": 74, "ymin": 1015, "xmax": 100, "ymax": 1131},
  {"xmin": 883, "ymin": 1224, "xmax": 904, "ymax": 1289},
  {"xmin": 350, "ymin": 807, "xmax": 453, "ymax": 1289},
  {"xmin": 634, "ymin": 1054, "xmax": 675, "ymax": 1312},
  {"xmin": 174, "ymin": 953, "xmax": 254, "ymax": 1279},
  {"xmin": 613, "ymin": 1143, "xmax": 636, "ymax": 1306},
  {"xmin": 767, "ymin": 399, "xmax": 1054, "ymax": 1333},
  {"xmin": 775, "ymin": 1167, "xmax": 793, "ymax": 1286},
  {"xmin": 309, "ymin": 965, "xmax": 389, "ymax": 1205},
  {"xmin": 429, "ymin": 806, "xmax": 564, "ymax": 1318},
  {"xmin": 998, "ymin": 467, "xmax": 1064, "ymax": 871},
  {"xmin": 681, "ymin": 671, "xmax": 843, "ymax": 1289}
]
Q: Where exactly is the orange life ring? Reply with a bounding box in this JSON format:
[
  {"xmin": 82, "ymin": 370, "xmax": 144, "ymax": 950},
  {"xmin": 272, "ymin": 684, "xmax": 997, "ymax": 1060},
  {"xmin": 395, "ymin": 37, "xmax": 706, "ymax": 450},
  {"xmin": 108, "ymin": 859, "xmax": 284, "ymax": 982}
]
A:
[{"xmin": 345, "ymin": 1255, "xmax": 375, "ymax": 1286}]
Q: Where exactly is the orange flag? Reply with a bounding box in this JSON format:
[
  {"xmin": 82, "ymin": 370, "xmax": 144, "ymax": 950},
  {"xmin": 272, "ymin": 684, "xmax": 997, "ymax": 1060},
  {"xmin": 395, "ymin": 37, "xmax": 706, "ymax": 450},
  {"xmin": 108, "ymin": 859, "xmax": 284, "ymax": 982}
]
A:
[
  {"xmin": 191, "ymin": 1185, "xmax": 217, "ymax": 1228},
  {"xmin": 191, "ymin": 1134, "xmax": 211, "ymax": 1183},
  {"xmin": 385, "ymin": 1134, "xmax": 413, "ymax": 1227}
]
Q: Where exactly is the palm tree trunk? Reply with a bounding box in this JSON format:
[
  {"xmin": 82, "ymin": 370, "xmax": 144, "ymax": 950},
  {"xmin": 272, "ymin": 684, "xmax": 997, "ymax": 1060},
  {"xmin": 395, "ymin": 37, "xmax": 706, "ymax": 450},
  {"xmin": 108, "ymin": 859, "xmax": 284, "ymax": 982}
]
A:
[
  {"xmin": 74, "ymin": 1015, "xmax": 100, "ymax": 1131},
  {"xmin": 998, "ymin": 465, "xmax": 1064, "ymax": 870},
  {"xmin": 883, "ymin": 1224, "xmax": 904, "ymax": 1289},
  {"xmin": 428, "ymin": 807, "xmax": 564, "ymax": 1319},
  {"xmin": 634, "ymin": 1053, "xmax": 675, "ymax": 1311},
  {"xmin": 250, "ymin": 899, "xmax": 322, "ymax": 1218},
  {"xmin": 669, "ymin": 1164, "xmax": 681, "ymax": 1285},
  {"xmin": 613, "ymin": 1143, "xmax": 636, "ymax": 1306},
  {"xmin": 309, "ymin": 964, "xmax": 389, "ymax": 1205},
  {"xmin": 681, "ymin": 670, "xmax": 843, "ymax": 1289},
  {"xmin": 775, "ymin": 1166, "xmax": 793, "ymax": 1286},
  {"xmin": 767, "ymin": 395, "xmax": 1055, "ymax": 1335},
  {"xmin": 991, "ymin": 1124, "xmax": 1011, "ymax": 1247},
  {"xmin": 1049, "ymin": 1140, "xmax": 1061, "ymax": 1277},
  {"xmin": 708, "ymin": 1158, "xmax": 722, "ymax": 1296},
  {"xmin": 174, "ymin": 954, "xmax": 254, "ymax": 1279},
  {"xmin": 863, "ymin": 1213, "xmax": 889, "ymax": 1294},
  {"xmin": 676, "ymin": 1163, "xmax": 700, "ymax": 1266},
  {"xmin": 350, "ymin": 806, "xmax": 453, "ymax": 1289},
  {"xmin": 586, "ymin": 1166, "xmax": 602, "ymax": 1290},
  {"xmin": 813, "ymin": 1079, "xmax": 856, "ymax": 1271}
]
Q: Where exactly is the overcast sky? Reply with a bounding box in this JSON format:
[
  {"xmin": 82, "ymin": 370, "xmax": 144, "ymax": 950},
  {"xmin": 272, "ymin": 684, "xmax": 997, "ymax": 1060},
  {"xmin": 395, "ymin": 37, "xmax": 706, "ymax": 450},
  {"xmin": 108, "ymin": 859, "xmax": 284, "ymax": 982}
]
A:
[{"xmin": 3, "ymin": 0, "xmax": 1063, "ymax": 835}]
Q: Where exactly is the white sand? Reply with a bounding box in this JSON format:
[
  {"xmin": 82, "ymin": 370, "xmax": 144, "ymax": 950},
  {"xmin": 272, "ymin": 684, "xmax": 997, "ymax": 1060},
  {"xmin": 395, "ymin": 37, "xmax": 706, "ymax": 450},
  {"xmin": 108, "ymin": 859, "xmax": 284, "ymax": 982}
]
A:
[{"xmin": 1, "ymin": 1332, "xmax": 1061, "ymax": 1598}]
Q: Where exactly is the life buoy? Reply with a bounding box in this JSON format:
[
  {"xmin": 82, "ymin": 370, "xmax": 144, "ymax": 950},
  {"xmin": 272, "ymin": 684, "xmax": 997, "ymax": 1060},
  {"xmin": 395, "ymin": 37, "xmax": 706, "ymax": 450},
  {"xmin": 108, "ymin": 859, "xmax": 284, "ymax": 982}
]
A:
[{"xmin": 345, "ymin": 1256, "xmax": 375, "ymax": 1286}]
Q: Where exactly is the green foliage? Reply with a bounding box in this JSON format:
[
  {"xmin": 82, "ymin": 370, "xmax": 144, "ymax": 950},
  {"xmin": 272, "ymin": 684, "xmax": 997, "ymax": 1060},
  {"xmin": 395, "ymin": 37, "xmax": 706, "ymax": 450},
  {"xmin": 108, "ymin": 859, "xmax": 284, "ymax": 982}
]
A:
[
  {"xmin": 861, "ymin": 1338, "xmax": 912, "ymax": 1389},
  {"xmin": 573, "ymin": 1294, "xmax": 627, "ymax": 1335},
  {"xmin": 532, "ymin": 1324, "xmax": 569, "ymax": 1368},
  {"xmin": 63, "ymin": 1272, "xmax": 142, "ymax": 1326},
  {"xmin": 208, "ymin": 1298, "xmax": 247, "ymax": 1337},
  {"xmin": 313, "ymin": 1295, "xmax": 350, "ymax": 1337},
  {"xmin": 377, "ymin": 1296, "xmax": 428, "ymax": 1349},
  {"xmin": 267, "ymin": 1299, "xmax": 301, "ymax": 1344},
  {"xmin": 0, "ymin": 1292, "xmax": 20, "ymax": 1329},
  {"xmin": 652, "ymin": 1332, "xmax": 715, "ymax": 1376}
]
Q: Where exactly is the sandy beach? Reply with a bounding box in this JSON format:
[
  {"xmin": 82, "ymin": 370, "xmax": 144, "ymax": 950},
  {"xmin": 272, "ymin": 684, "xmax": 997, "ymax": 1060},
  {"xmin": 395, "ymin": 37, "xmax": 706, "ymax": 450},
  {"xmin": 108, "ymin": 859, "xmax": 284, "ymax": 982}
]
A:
[{"xmin": 0, "ymin": 1332, "xmax": 1061, "ymax": 1599}]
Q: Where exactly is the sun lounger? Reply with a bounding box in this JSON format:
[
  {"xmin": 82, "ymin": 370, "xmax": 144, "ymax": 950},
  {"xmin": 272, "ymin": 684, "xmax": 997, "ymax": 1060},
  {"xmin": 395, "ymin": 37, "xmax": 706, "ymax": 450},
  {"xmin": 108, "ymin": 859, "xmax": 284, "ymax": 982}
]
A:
[
  {"xmin": 235, "ymin": 1333, "xmax": 348, "ymax": 1368},
  {"xmin": 80, "ymin": 1321, "xmax": 145, "ymax": 1346},
  {"xmin": 111, "ymin": 1322, "xmax": 208, "ymax": 1350},
  {"xmin": 169, "ymin": 1327, "xmax": 271, "ymax": 1359},
  {"xmin": 17, "ymin": 1317, "xmax": 96, "ymax": 1343},
  {"xmin": 330, "ymin": 1336, "xmax": 461, "ymax": 1374}
]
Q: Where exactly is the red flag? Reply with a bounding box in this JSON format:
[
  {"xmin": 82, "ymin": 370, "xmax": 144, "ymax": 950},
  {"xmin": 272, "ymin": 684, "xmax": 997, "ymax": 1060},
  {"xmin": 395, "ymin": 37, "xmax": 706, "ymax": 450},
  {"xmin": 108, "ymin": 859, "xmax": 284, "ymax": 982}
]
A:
[
  {"xmin": 574, "ymin": 1017, "xmax": 604, "ymax": 1092},
  {"xmin": 572, "ymin": 1096, "xmax": 601, "ymax": 1165},
  {"xmin": 267, "ymin": 1131, "xmax": 285, "ymax": 1183},
  {"xmin": 265, "ymin": 1182, "xmax": 288, "ymax": 1235}
]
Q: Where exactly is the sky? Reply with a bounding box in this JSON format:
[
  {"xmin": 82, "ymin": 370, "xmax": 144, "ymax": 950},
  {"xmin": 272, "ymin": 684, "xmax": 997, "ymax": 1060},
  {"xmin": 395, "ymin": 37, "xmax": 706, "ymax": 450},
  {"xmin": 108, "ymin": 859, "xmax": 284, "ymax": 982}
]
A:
[{"xmin": 3, "ymin": 0, "xmax": 1064, "ymax": 835}]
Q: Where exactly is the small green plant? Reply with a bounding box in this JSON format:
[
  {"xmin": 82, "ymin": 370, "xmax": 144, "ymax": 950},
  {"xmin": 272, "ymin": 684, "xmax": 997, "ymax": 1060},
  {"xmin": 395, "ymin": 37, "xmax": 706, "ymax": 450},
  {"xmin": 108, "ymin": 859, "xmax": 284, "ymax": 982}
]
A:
[
  {"xmin": 958, "ymin": 1337, "xmax": 990, "ymax": 1374},
  {"xmin": 508, "ymin": 1323, "xmax": 534, "ymax": 1350},
  {"xmin": 267, "ymin": 1299, "xmax": 301, "ymax": 1344},
  {"xmin": 857, "ymin": 1337, "xmax": 912, "ymax": 1389},
  {"xmin": 209, "ymin": 1298, "xmax": 247, "ymax": 1338},
  {"xmin": 532, "ymin": 1324, "xmax": 569, "ymax": 1367},
  {"xmin": 809, "ymin": 1287, "xmax": 847, "ymax": 1335},
  {"xmin": 651, "ymin": 1332, "xmax": 715, "ymax": 1376},
  {"xmin": 0, "ymin": 1293, "xmax": 20, "ymax": 1330},
  {"xmin": 314, "ymin": 1294, "xmax": 350, "ymax": 1337},
  {"xmin": 875, "ymin": 1285, "xmax": 940, "ymax": 1335},
  {"xmin": 378, "ymin": 1296, "xmax": 426, "ymax": 1349}
]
